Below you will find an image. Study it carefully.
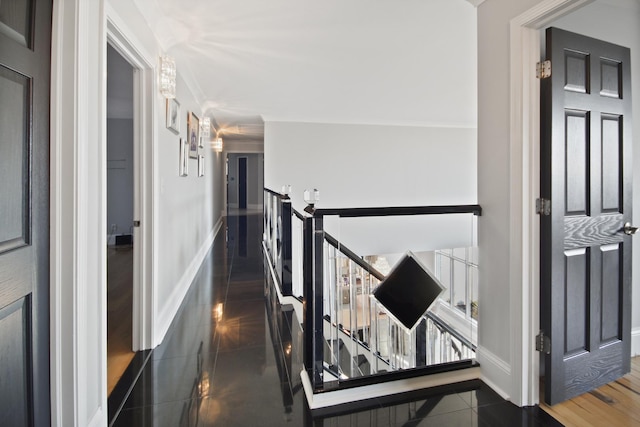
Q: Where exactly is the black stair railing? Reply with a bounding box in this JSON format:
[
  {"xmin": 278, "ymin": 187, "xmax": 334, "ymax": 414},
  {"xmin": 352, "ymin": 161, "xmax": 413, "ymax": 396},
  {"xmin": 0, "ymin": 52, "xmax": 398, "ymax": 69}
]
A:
[{"xmin": 263, "ymin": 187, "xmax": 481, "ymax": 395}]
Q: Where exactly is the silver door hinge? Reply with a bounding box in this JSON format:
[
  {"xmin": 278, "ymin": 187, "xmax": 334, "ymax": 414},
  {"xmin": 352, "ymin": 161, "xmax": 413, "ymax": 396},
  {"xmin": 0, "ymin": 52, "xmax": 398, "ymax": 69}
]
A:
[
  {"xmin": 536, "ymin": 60, "xmax": 551, "ymax": 79},
  {"xmin": 536, "ymin": 198, "xmax": 551, "ymax": 216},
  {"xmin": 133, "ymin": 220, "xmax": 141, "ymax": 227},
  {"xmin": 536, "ymin": 331, "xmax": 551, "ymax": 354}
]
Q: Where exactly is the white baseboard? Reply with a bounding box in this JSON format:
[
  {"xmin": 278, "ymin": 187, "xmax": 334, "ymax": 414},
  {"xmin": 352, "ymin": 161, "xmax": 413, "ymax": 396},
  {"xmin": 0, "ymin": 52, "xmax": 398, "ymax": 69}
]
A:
[
  {"xmin": 302, "ymin": 366, "xmax": 481, "ymax": 410},
  {"xmin": 263, "ymin": 240, "xmax": 304, "ymax": 322},
  {"xmin": 155, "ymin": 218, "xmax": 223, "ymax": 346},
  {"xmin": 476, "ymin": 345, "xmax": 511, "ymax": 401},
  {"xmin": 632, "ymin": 327, "xmax": 640, "ymax": 357}
]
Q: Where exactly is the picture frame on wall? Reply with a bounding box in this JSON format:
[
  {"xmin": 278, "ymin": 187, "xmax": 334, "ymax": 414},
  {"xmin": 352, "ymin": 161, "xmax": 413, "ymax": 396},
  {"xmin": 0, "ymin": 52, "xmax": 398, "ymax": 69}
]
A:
[
  {"xmin": 198, "ymin": 155, "xmax": 204, "ymax": 177},
  {"xmin": 187, "ymin": 111, "xmax": 200, "ymax": 158},
  {"xmin": 166, "ymin": 98, "xmax": 180, "ymax": 134},
  {"xmin": 179, "ymin": 138, "xmax": 188, "ymax": 176}
]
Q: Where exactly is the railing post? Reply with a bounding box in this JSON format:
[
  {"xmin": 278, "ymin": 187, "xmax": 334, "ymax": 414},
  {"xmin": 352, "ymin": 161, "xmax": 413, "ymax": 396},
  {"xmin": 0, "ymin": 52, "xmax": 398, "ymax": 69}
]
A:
[
  {"xmin": 280, "ymin": 195, "xmax": 292, "ymax": 296},
  {"xmin": 415, "ymin": 318, "xmax": 427, "ymax": 366},
  {"xmin": 302, "ymin": 209, "xmax": 324, "ymax": 391},
  {"xmin": 312, "ymin": 214, "xmax": 324, "ymax": 390}
]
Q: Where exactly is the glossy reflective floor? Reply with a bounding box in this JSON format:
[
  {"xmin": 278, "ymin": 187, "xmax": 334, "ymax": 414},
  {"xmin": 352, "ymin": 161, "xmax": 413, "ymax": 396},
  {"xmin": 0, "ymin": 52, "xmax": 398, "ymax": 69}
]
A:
[
  {"xmin": 107, "ymin": 245, "xmax": 135, "ymax": 396},
  {"xmin": 112, "ymin": 212, "xmax": 562, "ymax": 426}
]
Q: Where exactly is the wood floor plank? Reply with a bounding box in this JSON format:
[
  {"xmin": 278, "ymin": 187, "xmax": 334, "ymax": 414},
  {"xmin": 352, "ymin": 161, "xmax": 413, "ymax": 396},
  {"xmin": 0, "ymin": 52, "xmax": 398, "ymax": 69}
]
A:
[{"xmin": 540, "ymin": 357, "xmax": 640, "ymax": 427}]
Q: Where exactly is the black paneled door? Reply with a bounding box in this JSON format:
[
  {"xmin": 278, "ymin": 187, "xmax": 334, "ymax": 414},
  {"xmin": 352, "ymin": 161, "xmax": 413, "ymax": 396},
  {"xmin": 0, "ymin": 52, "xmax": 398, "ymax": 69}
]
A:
[
  {"xmin": 0, "ymin": 1, "xmax": 52, "ymax": 425},
  {"xmin": 540, "ymin": 27, "xmax": 633, "ymax": 405}
]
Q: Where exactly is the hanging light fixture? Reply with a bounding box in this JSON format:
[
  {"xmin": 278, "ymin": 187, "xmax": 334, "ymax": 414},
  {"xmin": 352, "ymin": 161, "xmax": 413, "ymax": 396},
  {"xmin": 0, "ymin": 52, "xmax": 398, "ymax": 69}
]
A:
[{"xmin": 159, "ymin": 55, "xmax": 176, "ymax": 98}]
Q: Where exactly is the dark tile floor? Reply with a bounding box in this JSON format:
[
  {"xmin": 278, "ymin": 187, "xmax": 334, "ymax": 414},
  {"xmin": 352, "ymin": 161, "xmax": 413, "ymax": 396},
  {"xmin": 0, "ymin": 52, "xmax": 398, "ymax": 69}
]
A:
[{"xmin": 111, "ymin": 212, "xmax": 563, "ymax": 427}]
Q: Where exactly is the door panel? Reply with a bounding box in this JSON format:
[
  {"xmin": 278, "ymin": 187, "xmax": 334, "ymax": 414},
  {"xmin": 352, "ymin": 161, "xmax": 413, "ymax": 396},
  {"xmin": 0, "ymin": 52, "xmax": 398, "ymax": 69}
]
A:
[
  {"xmin": 541, "ymin": 27, "xmax": 632, "ymax": 405},
  {"xmin": 0, "ymin": 0, "xmax": 33, "ymax": 47},
  {"xmin": 0, "ymin": 65, "xmax": 30, "ymax": 252},
  {"xmin": 0, "ymin": 0, "xmax": 51, "ymax": 425},
  {"xmin": 0, "ymin": 297, "xmax": 32, "ymax": 427}
]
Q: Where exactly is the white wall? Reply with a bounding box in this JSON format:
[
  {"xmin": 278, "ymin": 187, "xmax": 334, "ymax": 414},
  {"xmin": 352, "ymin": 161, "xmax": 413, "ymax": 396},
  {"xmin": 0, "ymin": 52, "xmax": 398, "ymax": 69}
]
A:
[
  {"xmin": 154, "ymin": 68, "xmax": 225, "ymax": 340},
  {"xmin": 477, "ymin": 0, "xmax": 640, "ymax": 403},
  {"xmin": 265, "ymin": 121, "xmax": 477, "ymax": 255},
  {"xmin": 265, "ymin": 122, "xmax": 477, "ymax": 209},
  {"xmin": 477, "ymin": 0, "xmax": 541, "ymax": 402}
]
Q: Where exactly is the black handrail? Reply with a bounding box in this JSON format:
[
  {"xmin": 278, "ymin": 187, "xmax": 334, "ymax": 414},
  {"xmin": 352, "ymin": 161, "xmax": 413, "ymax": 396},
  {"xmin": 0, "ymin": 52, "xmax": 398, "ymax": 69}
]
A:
[
  {"xmin": 264, "ymin": 187, "xmax": 288, "ymax": 198},
  {"xmin": 313, "ymin": 205, "xmax": 482, "ymax": 218},
  {"xmin": 425, "ymin": 312, "xmax": 476, "ymax": 351},
  {"xmin": 292, "ymin": 208, "xmax": 305, "ymax": 221},
  {"xmin": 324, "ymin": 232, "xmax": 386, "ymax": 282}
]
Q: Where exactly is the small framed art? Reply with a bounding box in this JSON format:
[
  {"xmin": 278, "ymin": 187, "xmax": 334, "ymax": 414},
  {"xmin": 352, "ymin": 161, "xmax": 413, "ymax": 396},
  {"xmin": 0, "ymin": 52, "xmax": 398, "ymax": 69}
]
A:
[
  {"xmin": 198, "ymin": 155, "xmax": 204, "ymax": 177},
  {"xmin": 166, "ymin": 98, "xmax": 180, "ymax": 134},
  {"xmin": 187, "ymin": 111, "xmax": 200, "ymax": 158},
  {"xmin": 179, "ymin": 138, "xmax": 189, "ymax": 176}
]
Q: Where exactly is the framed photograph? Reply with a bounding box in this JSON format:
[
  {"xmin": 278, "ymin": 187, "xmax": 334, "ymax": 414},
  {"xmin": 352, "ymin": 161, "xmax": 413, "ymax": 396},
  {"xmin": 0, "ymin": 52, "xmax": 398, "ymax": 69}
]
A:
[
  {"xmin": 187, "ymin": 112, "xmax": 200, "ymax": 158},
  {"xmin": 166, "ymin": 98, "xmax": 180, "ymax": 134},
  {"xmin": 198, "ymin": 155, "xmax": 204, "ymax": 177},
  {"xmin": 179, "ymin": 138, "xmax": 188, "ymax": 176}
]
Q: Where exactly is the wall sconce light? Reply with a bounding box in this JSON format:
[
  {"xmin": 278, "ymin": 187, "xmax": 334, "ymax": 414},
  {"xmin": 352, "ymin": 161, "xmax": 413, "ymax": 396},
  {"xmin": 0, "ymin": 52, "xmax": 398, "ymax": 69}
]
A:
[
  {"xmin": 201, "ymin": 117, "xmax": 211, "ymax": 139},
  {"xmin": 159, "ymin": 55, "xmax": 176, "ymax": 99},
  {"xmin": 212, "ymin": 137, "xmax": 223, "ymax": 152}
]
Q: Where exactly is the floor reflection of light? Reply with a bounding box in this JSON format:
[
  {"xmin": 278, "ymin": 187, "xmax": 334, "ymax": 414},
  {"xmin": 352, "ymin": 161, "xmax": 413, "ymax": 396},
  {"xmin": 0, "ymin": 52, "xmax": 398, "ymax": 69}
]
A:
[
  {"xmin": 198, "ymin": 371, "xmax": 210, "ymax": 397},
  {"xmin": 285, "ymin": 343, "xmax": 292, "ymax": 356},
  {"xmin": 213, "ymin": 303, "xmax": 224, "ymax": 322},
  {"xmin": 201, "ymin": 398, "xmax": 221, "ymax": 423}
]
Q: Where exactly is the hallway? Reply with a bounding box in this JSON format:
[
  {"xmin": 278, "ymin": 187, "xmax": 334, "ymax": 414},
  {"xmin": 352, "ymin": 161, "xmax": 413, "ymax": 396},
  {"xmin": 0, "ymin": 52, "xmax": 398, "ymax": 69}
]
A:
[{"xmin": 111, "ymin": 212, "xmax": 561, "ymax": 426}]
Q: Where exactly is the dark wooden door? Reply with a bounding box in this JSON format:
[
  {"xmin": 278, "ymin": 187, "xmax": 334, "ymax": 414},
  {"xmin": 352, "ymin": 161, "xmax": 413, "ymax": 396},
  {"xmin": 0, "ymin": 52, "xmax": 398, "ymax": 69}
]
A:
[
  {"xmin": 540, "ymin": 27, "xmax": 632, "ymax": 405},
  {"xmin": 0, "ymin": 1, "xmax": 52, "ymax": 425},
  {"xmin": 239, "ymin": 157, "xmax": 247, "ymax": 209}
]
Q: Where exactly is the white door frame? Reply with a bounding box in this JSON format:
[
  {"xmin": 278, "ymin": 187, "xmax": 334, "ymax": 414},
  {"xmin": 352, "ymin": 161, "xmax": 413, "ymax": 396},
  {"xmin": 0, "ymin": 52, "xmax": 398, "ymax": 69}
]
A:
[
  {"xmin": 50, "ymin": 1, "xmax": 157, "ymax": 425},
  {"xmin": 508, "ymin": 0, "xmax": 592, "ymax": 407},
  {"xmin": 106, "ymin": 8, "xmax": 157, "ymax": 352}
]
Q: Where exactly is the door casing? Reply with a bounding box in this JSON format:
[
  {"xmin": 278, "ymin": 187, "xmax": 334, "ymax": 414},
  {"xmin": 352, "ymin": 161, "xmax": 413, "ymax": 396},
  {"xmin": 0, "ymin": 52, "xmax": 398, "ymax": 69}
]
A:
[{"xmin": 508, "ymin": 0, "xmax": 597, "ymax": 407}]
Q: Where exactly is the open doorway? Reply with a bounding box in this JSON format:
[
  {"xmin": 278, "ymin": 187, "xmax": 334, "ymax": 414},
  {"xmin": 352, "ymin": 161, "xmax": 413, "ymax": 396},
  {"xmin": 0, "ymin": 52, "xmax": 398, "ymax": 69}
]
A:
[
  {"xmin": 106, "ymin": 44, "xmax": 135, "ymax": 395},
  {"xmin": 226, "ymin": 153, "xmax": 264, "ymax": 215}
]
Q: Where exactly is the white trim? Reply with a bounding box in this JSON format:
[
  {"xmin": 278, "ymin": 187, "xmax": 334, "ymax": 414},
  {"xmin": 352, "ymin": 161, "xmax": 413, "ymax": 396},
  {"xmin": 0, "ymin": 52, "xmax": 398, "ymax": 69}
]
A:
[
  {"xmin": 301, "ymin": 366, "xmax": 481, "ymax": 410},
  {"xmin": 51, "ymin": 0, "xmax": 109, "ymax": 425},
  {"xmin": 87, "ymin": 407, "xmax": 104, "ymax": 427},
  {"xmin": 632, "ymin": 327, "xmax": 640, "ymax": 357},
  {"xmin": 106, "ymin": 6, "xmax": 157, "ymax": 352},
  {"xmin": 50, "ymin": 2, "xmax": 77, "ymax": 424},
  {"xmin": 477, "ymin": 345, "xmax": 511, "ymax": 401},
  {"xmin": 508, "ymin": 0, "xmax": 593, "ymax": 407},
  {"xmin": 263, "ymin": 241, "xmax": 304, "ymax": 322},
  {"xmin": 154, "ymin": 218, "xmax": 223, "ymax": 346}
]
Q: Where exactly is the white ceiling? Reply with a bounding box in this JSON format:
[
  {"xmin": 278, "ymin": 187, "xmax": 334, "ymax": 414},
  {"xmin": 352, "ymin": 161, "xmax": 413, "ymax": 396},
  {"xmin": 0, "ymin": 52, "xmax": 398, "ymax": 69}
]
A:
[{"xmin": 133, "ymin": 0, "xmax": 478, "ymax": 137}]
